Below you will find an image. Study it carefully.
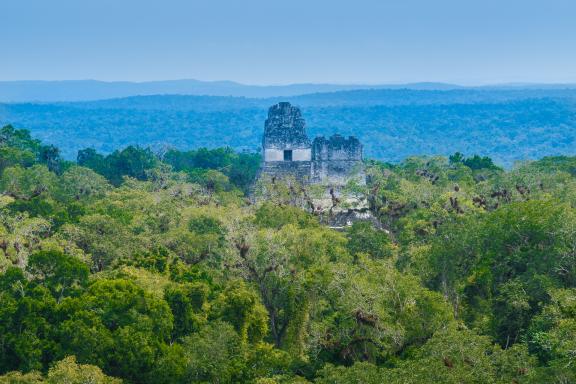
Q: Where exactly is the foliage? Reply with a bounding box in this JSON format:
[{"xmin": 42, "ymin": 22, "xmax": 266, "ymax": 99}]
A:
[
  {"xmin": 0, "ymin": 356, "xmax": 122, "ymax": 383},
  {"xmin": 1, "ymin": 129, "xmax": 576, "ymax": 382}
]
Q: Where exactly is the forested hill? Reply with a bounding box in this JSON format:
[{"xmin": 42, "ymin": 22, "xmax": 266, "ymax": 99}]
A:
[
  {"xmin": 0, "ymin": 80, "xmax": 470, "ymax": 102},
  {"xmin": 1, "ymin": 88, "xmax": 576, "ymax": 166}
]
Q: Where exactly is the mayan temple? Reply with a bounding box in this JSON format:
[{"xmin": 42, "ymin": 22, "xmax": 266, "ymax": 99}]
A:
[
  {"xmin": 259, "ymin": 102, "xmax": 366, "ymax": 186},
  {"xmin": 256, "ymin": 102, "xmax": 376, "ymax": 228}
]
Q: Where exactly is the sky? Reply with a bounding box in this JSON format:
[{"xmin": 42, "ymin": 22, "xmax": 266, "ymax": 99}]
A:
[{"xmin": 1, "ymin": 0, "xmax": 576, "ymax": 85}]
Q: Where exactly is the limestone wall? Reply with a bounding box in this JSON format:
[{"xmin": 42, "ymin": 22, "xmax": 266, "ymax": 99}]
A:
[
  {"xmin": 259, "ymin": 161, "xmax": 312, "ymax": 184},
  {"xmin": 263, "ymin": 102, "xmax": 311, "ymax": 150},
  {"xmin": 311, "ymin": 134, "xmax": 365, "ymax": 185}
]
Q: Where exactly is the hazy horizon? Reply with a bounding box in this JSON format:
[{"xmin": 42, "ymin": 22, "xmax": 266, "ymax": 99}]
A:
[{"xmin": 3, "ymin": 79, "xmax": 576, "ymax": 87}]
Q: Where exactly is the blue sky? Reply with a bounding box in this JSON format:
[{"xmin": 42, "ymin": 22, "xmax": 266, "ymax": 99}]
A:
[{"xmin": 1, "ymin": 0, "xmax": 575, "ymax": 84}]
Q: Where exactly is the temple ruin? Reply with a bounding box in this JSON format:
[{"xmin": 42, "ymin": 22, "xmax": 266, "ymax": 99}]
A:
[{"xmin": 259, "ymin": 102, "xmax": 366, "ymax": 186}]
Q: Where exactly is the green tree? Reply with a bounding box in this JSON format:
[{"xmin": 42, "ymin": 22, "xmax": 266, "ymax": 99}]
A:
[
  {"xmin": 59, "ymin": 279, "xmax": 173, "ymax": 382},
  {"xmin": 180, "ymin": 321, "xmax": 245, "ymax": 383},
  {"xmin": 0, "ymin": 356, "xmax": 122, "ymax": 384},
  {"xmin": 164, "ymin": 282, "xmax": 210, "ymax": 339},
  {"xmin": 211, "ymin": 281, "xmax": 269, "ymax": 344},
  {"xmin": 316, "ymin": 258, "xmax": 453, "ymax": 364},
  {"xmin": 26, "ymin": 250, "xmax": 89, "ymax": 301},
  {"xmin": 58, "ymin": 166, "xmax": 110, "ymax": 201},
  {"xmin": 0, "ymin": 165, "xmax": 57, "ymax": 201},
  {"xmin": 345, "ymin": 221, "xmax": 393, "ymax": 259}
]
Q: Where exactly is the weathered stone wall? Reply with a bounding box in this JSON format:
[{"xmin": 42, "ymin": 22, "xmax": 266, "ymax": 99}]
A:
[
  {"xmin": 263, "ymin": 102, "xmax": 311, "ymax": 150},
  {"xmin": 311, "ymin": 134, "xmax": 365, "ymax": 185},
  {"xmin": 312, "ymin": 134, "xmax": 362, "ymax": 161},
  {"xmin": 259, "ymin": 161, "xmax": 312, "ymax": 184}
]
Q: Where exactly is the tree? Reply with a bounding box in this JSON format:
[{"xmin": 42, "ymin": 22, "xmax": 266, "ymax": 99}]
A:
[
  {"xmin": 59, "ymin": 279, "xmax": 173, "ymax": 382},
  {"xmin": 316, "ymin": 362, "xmax": 387, "ymax": 384},
  {"xmin": 26, "ymin": 250, "xmax": 88, "ymax": 301},
  {"xmin": 254, "ymin": 203, "xmax": 319, "ymax": 230},
  {"xmin": 211, "ymin": 281, "xmax": 269, "ymax": 344},
  {"xmin": 389, "ymin": 326, "xmax": 535, "ymax": 384},
  {"xmin": 423, "ymin": 199, "xmax": 576, "ymax": 346},
  {"xmin": 46, "ymin": 356, "xmax": 122, "ymax": 384},
  {"xmin": 164, "ymin": 282, "xmax": 210, "ymax": 339},
  {"xmin": 77, "ymin": 148, "xmax": 107, "ymax": 176},
  {"xmin": 527, "ymin": 288, "xmax": 576, "ymax": 381},
  {"xmin": 105, "ymin": 146, "xmax": 158, "ymax": 185},
  {"xmin": 462, "ymin": 155, "xmax": 501, "ymax": 171},
  {"xmin": 0, "ymin": 165, "xmax": 57, "ymax": 201},
  {"xmin": 0, "ymin": 268, "xmax": 58, "ymax": 373},
  {"xmin": 60, "ymin": 214, "xmax": 133, "ymax": 271},
  {"xmin": 449, "ymin": 152, "xmax": 465, "ymax": 165},
  {"xmin": 0, "ymin": 356, "xmax": 122, "ymax": 384},
  {"xmin": 179, "ymin": 321, "xmax": 245, "ymax": 383},
  {"xmin": 315, "ymin": 258, "xmax": 453, "ymax": 364},
  {"xmin": 38, "ymin": 145, "xmax": 61, "ymax": 174},
  {"xmin": 0, "ymin": 126, "xmax": 42, "ymax": 173},
  {"xmin": 0, "ymin": 212, "xmax": 51, "ymax": 269},
  {"xmin": 227, "ymin": 218, "xmax": 348, "ymax": 355},
  {"xmin": 345, "ymin": 221, "xmax": 393, "ymax": 259},
  {"xmin": 0, "ymin": 147, "xmax": 36, "ymax": 173},
  {"xmin": 0, "ymin": 126, "xmax": 41, "ymax": 154},
  {"xmin": 58, "ymin": 166, "xmax": 110, "ymax": 201},
  {"xmin": 78, "ymin": 146, "xmax": 158, "ymax": 186}
]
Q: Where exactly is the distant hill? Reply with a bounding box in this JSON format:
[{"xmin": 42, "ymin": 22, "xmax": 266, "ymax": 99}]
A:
[
  {"xmin": 0, "ymin": 80, "xmax": 471, "ymax": 102},
  {"xmin": 1, "ymin": 88, "xmax": 576, "ymax": 166},
  {"xmin": 2, "ymin": 79, "xmax": 576, "ymax": 103}
]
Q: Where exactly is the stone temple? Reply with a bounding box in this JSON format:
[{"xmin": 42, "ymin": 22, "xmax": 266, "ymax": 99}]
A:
[{"xmin": 259, "ymin": 102, "xmax": 365, "ymax": 186}]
